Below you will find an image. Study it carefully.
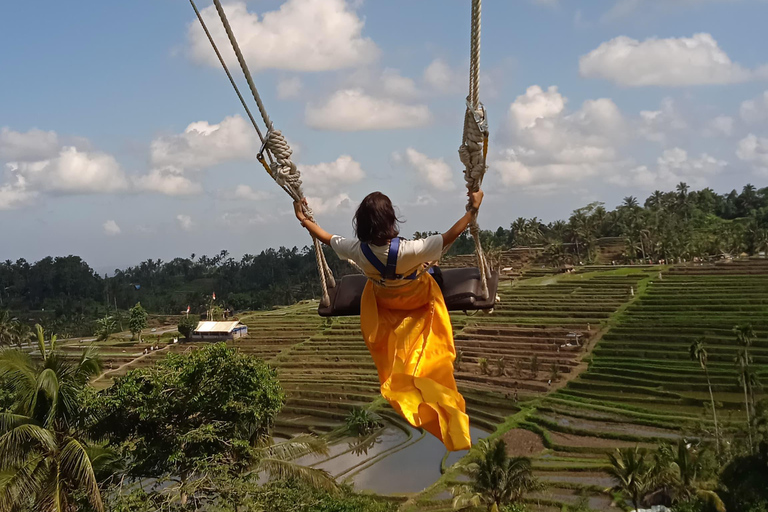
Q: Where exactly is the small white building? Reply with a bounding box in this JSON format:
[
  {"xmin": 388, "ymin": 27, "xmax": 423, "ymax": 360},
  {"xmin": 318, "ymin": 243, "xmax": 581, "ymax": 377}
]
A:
[{"xmin": 192, "ymin": 321, "xmax": 248, "ymax": 341}]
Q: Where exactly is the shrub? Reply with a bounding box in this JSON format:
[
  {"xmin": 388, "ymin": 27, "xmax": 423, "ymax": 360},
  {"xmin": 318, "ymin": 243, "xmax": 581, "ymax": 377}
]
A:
[
  {"xmin": 496, "ymin": 357, "xmax": 507, "ymax": 377},
  {"xmin": 479, "ymin": 357, "xmax": 490, "ymax": 376},
  {"xmin": 530, "ymin": 355, "xmax": 540, "ymax": 378},
  {"xmin": 177, "ymin": 315, "xmax": 196, "ymax": 341},
  {"xmin": 346, "ymin": 407, "xmax": 383, "ymax": 437}
]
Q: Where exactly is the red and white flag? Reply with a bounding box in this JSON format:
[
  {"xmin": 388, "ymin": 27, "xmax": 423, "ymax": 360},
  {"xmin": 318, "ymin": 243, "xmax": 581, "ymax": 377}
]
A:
[
  {"xmin": 212, "ymin": 292, "xmax": 216, "ymax": 301},
  {"xmin": 186, "ymin": 305, "xmax": 190, "ymax": 313}
]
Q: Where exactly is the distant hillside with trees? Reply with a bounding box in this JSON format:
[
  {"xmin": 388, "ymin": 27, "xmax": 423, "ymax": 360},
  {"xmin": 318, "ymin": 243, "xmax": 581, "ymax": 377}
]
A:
[{"xmin": 1, "ymin": 182, "xmax": 767, "ymax": 337}]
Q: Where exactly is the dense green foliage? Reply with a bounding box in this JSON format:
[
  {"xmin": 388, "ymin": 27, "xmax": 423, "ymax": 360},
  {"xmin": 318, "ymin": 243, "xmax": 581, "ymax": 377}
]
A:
[
  {"xmin": 604, "ymin": 440, "xmax": 768, "ymax": 511},
  {"xmin": 93, "ymin": 343, "xmax": 285, "ymax": 482},
  {"xmin": 345, "ymin": 407, "xmax": 383, "ymax": 437},
  {"xmin": 718, "ymin": 441, "xmax": 768, "ymax": 512},
  {"xmin": 452, "ymin": 439, "xmax": 538, "ymax": 511},
  {"xmin": 1, "ymin": 183, "xmax": 768, "ymax": 336},
  {"xmin": 127, "ymin": 302, "xmax": 147, "ymax": 341},
  {"xmin": 107, "ymin": 479, "xmax": 397, "ymax": 512},
  {"xmin": 0, "ymin": 326, "xmax": 112, "ymax": 511},
  {"xmin": 447, "ymin": 183, "xmax": 768, "ymax": 263},
  {"xmin": 177, "ymin": 315, "xmax": 196, "ymax": 341}
]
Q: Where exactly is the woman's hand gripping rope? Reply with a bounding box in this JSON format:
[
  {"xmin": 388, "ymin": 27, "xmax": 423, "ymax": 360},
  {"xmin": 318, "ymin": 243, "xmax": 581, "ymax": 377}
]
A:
[{"xmin": 294, "ymin": 199, "xmax": 333, "ymax": 246}]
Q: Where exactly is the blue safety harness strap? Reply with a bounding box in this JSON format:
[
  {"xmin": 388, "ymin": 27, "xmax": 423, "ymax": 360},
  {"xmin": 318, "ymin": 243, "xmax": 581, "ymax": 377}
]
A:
[{"xmin": 360, "ymin": 238, "xmax": 431, "ymax": 283}]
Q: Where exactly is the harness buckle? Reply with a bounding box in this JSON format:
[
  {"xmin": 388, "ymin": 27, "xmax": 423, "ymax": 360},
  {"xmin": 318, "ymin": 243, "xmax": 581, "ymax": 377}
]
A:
[{"xmin": 257, "ymin": 130, "xmax": 272, "ymax": 162}]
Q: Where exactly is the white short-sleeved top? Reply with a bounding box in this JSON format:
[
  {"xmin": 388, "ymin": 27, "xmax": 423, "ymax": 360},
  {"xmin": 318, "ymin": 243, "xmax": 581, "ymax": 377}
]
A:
[{"xmin": 330, "ymin": 234, "xmax": 444, "ymax": 286}]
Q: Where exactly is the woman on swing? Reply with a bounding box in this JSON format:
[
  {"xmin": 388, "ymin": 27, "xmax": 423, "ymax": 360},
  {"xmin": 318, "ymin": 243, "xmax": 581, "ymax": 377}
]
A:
[{"xmin": 294, "ymin": 189, "xmax": 483, "ymax": 451}]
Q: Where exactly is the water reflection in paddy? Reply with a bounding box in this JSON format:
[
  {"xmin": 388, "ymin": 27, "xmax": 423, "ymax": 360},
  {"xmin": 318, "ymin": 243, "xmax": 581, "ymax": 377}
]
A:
[
  {"xmin": 349, "ymin": 426, "xmax": 488, "ymax": 494},
  {"xmin": 294, "ymin": 427, "xmax": 411, "ymax": 477}
]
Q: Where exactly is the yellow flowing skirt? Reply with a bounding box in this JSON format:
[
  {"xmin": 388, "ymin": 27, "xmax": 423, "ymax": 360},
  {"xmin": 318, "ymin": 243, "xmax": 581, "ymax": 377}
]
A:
[{"xmin": 360, "ymin": 273, "xmax": 471, "ymax": 452}]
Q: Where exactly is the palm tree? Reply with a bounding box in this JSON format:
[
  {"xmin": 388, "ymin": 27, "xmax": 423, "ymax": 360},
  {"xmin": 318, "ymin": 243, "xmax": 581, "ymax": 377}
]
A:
[
  {"xmin": 606, "ymin": 446, "xmax": 652, "ymax": 511},
  {"xmin": 94, "ymin": 315, "xmax": 117, "ymax": 341},
  {"xmin": 0, "ymin": 324, "xmax": 108, "ymax": 512},
  {"xmin": 0, "ymin": 311, "xmax": 15, "ymax": 347},
  {"xmin": 735, "ymin": 348, "xmax": 754, "ymax": 451},
  {"xmin": 734, "ymin": 324, "xmax": 758, "ymax": 422},
  {"xmin": 689, "ymin": 339, "xmax": 720, "ymax": 455},
  {"xmin": 10, "ymin": 322, "xmax": 30, "ymax": 348},
  {"xmin": 623, "ymin": 196, "xmax": 639, "ymax": 209},
  {"xmin": 452, "ymin": 439, "xmax": 537, "ymax": 511}
]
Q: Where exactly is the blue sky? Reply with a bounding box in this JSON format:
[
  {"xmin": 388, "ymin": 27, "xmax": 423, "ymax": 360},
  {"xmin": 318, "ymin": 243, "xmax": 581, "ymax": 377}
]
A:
[{"xmin": 2, "ymin": 0, "xmax": 768, "ymax": 272}]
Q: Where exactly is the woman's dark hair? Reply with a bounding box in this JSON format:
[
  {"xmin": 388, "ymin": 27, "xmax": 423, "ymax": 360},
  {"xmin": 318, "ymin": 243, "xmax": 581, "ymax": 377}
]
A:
[{"xmin": 354, "ymin": 192, "xmax": 401, "ymax": 244}]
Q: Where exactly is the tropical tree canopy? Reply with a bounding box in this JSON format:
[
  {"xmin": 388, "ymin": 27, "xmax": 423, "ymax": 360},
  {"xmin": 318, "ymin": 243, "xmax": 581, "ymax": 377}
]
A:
[
  {"xmin": 0, "ymin": 326, "xmax": 109, "ymax": 512},
  {"xmin": 452, "ymin": 438, "xmax": 537, "ymax": 511},
  {"xmin": 93, "ymin": 343, "xmax": 285, "ymax": 481}
]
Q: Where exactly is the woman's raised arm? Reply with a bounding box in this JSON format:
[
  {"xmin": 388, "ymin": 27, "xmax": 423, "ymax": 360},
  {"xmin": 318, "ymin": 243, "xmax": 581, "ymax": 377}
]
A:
[
  {"xmin": 441, "ymin": 190, "xmax": 484, "ymax": 248},
  {"xmin": 294, "ymin": 200, "xmax": 333, "ymax": 245}
]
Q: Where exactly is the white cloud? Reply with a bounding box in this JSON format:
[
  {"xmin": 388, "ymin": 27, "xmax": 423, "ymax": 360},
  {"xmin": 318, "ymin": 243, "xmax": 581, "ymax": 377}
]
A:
[
  {"xmin": 380, "ymin": 68, "xmax": 420, "ymax": 99},
  {"xmin": 410, "ymin": 194, "xmax": 437, "ymax": 206},
  {"xmin": 134, "ymin": 167, "xmax": 203, "ymax": 196},
  {"xmin": 493, "ymin": 85, "xmax": 629, "ymax": 191},
  {"xmin": 150, "ymin": 115, "xmax": 257, "ymax": 169},
  {"xmin": 423, "ymin": 59, "xmax": 463, "ymax": 95},
  {"xmin": 188, "ymin": 0, "xmax": 378, "ymax": 72},
  {"xmin": 638, "ymin": 97, "xmax": 687, "ymax": 143},
  {"xmin": 277, "ymin": 76, "xmax": 303, "ymax": 99},
  {"xmin": 220, "ymin": 211, "xmax": 271, "ymax": 226},
  {"xmin": 0, "ymin": 127, "xmax": 60, "ymax": 161},
  {"xmin": 737, "ymin": 134, "xmax": 768, "ymax": 174},
  {"xmin": 8, "ymin": 147, "xmax": 129, "ymax": 194},
  {"xmin": 421, "ymin": 59, "xmax": 500, "ymax": 98},
  {"xmin": 233, "ymin": 184, "xmax": 271, "ymax": 201},
  {"xmin": 395, "ymin": 148, "xmax": 456, "ymax": 191},
  {"xmin": 580, "ymin": 33, "xmax": 767, "ymax": 86},
  {"xmin": 613, "ymin": 147, "xmax": 727, "ymax": 189},
  {"xmin": 703, "ymin": 116, "xmax": 735, "ymax": 137},
  {"xmin": 300, "ymin": 155, "xmax": 365, "ymax": 195},
  {"xmin": 0, "ymin": 174, "xmax": 36, "ymax": 211},
  {"xmin": 305, "ymin": 89, "xmax": 431, "ymax": 131},
  {"xmin": 602, "ymin": 0, "xmax": 746, "ymax": 22},
  {"xmin": 740, "ymin": 91, "xmax": 768, "ymax": 124},
  {"xmin": 176, "ymin": 214, "xmax": 194, "ymax": 231},
  {"xmin": 103, "ymin": 220, "xmax": 121, "ymax": 236},
  {"xmin": 343, "ymin": 67, "xmax": 420, "ymax": 100},
  {"xmin": 305, "ymin": 193, "xmax": 353, "ymax": 215},
  {"xmin": 508, "ymin": 85, "xmax": 567, "ymax": 130}
]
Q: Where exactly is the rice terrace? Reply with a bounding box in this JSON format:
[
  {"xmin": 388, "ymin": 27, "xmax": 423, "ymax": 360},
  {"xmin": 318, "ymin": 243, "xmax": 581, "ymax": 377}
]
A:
[{"xmin": 2, "ymin": 0, "xmax": 768, "ymax": 511}]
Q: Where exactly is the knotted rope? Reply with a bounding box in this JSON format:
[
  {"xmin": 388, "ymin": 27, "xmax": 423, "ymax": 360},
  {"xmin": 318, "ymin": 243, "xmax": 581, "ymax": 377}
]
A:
[
  {"xmin": 193, "ymin": 0, "xmax": 335, "ymax": 306},
  {"xmin": 459, "ymin": 0, "xmax": 490, "ymax": 299}
]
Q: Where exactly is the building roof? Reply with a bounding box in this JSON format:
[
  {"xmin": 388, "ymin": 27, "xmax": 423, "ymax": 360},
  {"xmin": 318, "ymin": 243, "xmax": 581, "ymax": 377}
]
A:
[{"xmin": 194, "ymin": 321, "xmax": 244, "ymax": 334}]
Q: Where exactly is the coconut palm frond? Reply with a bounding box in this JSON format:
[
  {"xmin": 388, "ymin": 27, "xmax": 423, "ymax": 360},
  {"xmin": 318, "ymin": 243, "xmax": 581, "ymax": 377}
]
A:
[
  {"xmin": 451, "ymin": 491, "xmax": 483, "ymax": 510},
  {"xmin": 75, "ymin": 348, "xmax": 103, "ymax": 382},
  {"xmin": 0, "ymin": 453, "xmax": 48, "ymax": 512},
  {"xmin": 33, "ymin": 325, "xmax": 47, "ymax": 362},
  {"xmin": 0, "ymin": 424, "xmax": 56, "ymax": 469},
  {"xmin": 84, "ymin": 443, "xmax": 124, "ymax": 482},
  {"xmin": 0, "ymin": 412, "xmax": 35, "ymax": 435},
  {"xmin": 257, "ymin": 458, "xmax": 338, "ymax": 493},
  {"xmin": 0, "ymin": 349, "xmax": 37, "ymax": 391},
  {"xmin": 60, "ymin": 438, "xmax": 104, "ymax": 512},
  {"xmin": 257, "ymin": 434, "xmax": 329, "ymax": 461}
]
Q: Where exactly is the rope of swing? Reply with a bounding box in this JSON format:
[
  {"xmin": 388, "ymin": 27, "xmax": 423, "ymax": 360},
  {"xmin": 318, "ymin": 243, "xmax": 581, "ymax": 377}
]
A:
[
  {"xmin": 460, "ymin": 0, "xmax": 491, "ymax": 299},
  {"xmin": 189, "ymin": 0, "xmax": 336, "ymax": 306}
]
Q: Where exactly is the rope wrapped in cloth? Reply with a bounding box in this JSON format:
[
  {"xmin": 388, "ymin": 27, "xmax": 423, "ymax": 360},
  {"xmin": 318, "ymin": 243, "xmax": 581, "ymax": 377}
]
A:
[
  {"xmin": 457, "ymin": 0, "xmax": 491, "ymax": 300},
  {"xmin": 459, "ymin": 101, "xmax": 490, "ymax": 299},
  {"xmin": 265, "ymin": 129, "xmax": 336, "ymax": 305}
]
